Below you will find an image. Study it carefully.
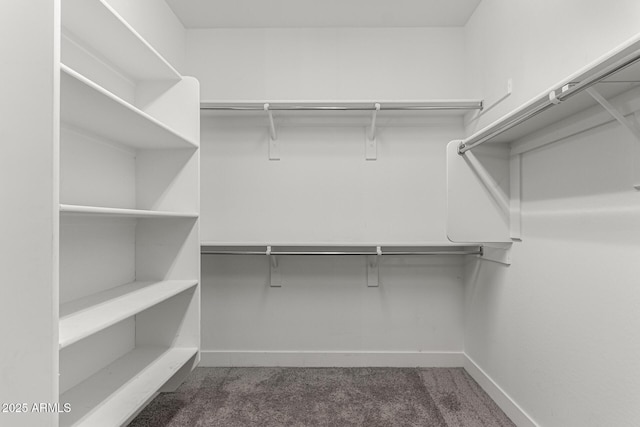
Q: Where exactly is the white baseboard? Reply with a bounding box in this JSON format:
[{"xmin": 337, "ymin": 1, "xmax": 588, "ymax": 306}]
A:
[
  {"xmin": 464, "ymin": 355, "xmax": 538, "ymax": 427},
  {"xmin": 200, "ymin": 351, "xmax": 465, "ymax": 368}
]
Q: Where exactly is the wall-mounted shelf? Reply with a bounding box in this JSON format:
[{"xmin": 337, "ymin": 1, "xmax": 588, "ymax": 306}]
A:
[
  {"xmin": 201, "ymin": 243, "xmax": 485, "ymax": 287},
  {"xmin": 447, "ymin": 34, "xmax": 640, "ymax": 246},
  {"xmin": 200, "ymin": 243, "xmax": 482, "ymax": 256},
  {"xmin": 202, "ymin": 99, "xmax": 482, "ymax": 160},
  {"xmin": 459, "ymin": 35, "xmax": 640, "ymax": 153},
  {"xmin": 59, "ymin": 346, "xmax": 197, "ymax": 427},
  {"xmin": 201, "ymin": 100, "xmax": 483, "ymax": 125},
  {"xmin": 61, "ymin": 0, "xmax": 181, "ymax": 82},
  {"xmin": 60, "ymin": 204, "xmax": 198, "ymax": 219},
  {"xmin": 59, "ymin": 280, "xmax": 198, "ymax": 349},
  {"xmin": 61, "ymin": 65, "xmax": 198, "ymax": 149}
]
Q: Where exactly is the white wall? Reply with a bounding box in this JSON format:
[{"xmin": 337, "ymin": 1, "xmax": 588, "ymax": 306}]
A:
[
  {"xmin": 202, "ymin": 255, "xmax": 465, "ymax": 366},
  {"xmin": 191, "ymin": 27, "xmax": 471, "ymax": 364},
  {"xmin": 465, "ymin": 0, "xmax": 640, "ymax": 133},
  {"xmin": 186, "ymin": 27, "xmax": 467, "ymax": 100},
  {"xmin": 464, "ymin": 1, "xmax": 640, "ymax": 426},
  {"xmin": 200, "ymin": 123, "xmax": 462, "ymax": 244},
  {"xmin": 199, "ymin": 120, "xmax": 468, "ymax": 363},
  {"xmin": 105, "ymin": 0, "xmax": 186, "ymax": 72}
]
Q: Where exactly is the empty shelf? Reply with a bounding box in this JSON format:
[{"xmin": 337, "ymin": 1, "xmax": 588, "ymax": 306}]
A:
[
  {"xmin": 60, "ymin": 204, "xmax": 198, "ymax": 219},
  {"xmin": 59, "ymin": 280, "xmax": 198, "ymax": 349},
  {"xmin": 61, "ymin": 65, "xmax": 198, "ymax": 149},
  {"xmin": 59, "ymin": 346, "xmax": 197, "ymax": 427},
  {"xmin": 62, "ymin": 0, "xmax": 180, "ymax": 81}
]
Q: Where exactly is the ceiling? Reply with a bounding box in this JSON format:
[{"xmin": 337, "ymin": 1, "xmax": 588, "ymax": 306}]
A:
[{"xmin": 165, "ymin": 0, "xmax": 482, "ymax": 28}]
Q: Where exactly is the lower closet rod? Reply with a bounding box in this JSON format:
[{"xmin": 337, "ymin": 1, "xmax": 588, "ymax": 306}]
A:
[{"xmin": 201, "ymin": 250, "xmax": 482, "ymax": 256}]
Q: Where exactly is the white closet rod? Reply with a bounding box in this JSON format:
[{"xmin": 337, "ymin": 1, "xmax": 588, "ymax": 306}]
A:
[
  {"xmin": 458, "ymin": 46, "xmax": 640, "ymax": 154},
  {"xmin": 201, "ymin": 248, "xmax": 483, "ymax": 256},
  {"xmin": 200, "ymin": 103, "xmax": 483, "ymax": 111}
]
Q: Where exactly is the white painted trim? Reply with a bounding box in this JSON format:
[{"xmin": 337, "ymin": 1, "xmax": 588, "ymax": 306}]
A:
[
  {"xmin": 464, "ymin": 355, "xmax": 538, "ymax": 427},
  {"xmin": 200, "ymin": 351, "xmax": 465, "ymax": 368}
]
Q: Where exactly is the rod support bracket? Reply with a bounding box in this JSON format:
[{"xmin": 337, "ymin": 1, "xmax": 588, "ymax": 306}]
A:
[
  {"xmin": 366, "ymin": 246, "xmax": 381, "ymax": 287},
  {"xmin": 366, "ymin": 103, "xmax": 380, "ymax": 160},
  {"xmin": 264, "ymin": 103, "xmax": 279, "ymax": 160},
  {"xmin": 585, "ymin": 87, "xmax": 640, "ymax": 189},
  {"xmin": 267, "ymin": 245, "xmax": 282, "ymax": 287},
  {"xmin": 479, "ymin": 243, "xmax": 512, "ymax": 266}
]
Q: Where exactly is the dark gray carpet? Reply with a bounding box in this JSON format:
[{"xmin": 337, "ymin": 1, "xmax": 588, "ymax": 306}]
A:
[{"xmin": 129, "ymin": 367, "xmax": 515, "ymax": 427}]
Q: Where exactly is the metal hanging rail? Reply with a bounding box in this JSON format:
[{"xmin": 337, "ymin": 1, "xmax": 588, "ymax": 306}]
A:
[
  {"xmin": 200, "ymin": 245, "xmax": 483, "ymax": 256},
  {"xmin": 458, "ymin": 43, "xmax": 640, "ymax": 154},
  {"xmin": 200, "ymin": 100, "xmax": 483, "ymax": 112}
]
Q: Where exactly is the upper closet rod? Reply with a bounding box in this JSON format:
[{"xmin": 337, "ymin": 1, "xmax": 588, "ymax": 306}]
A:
[
  {"xmin": 201, "ymin": 102, "xmax": 483, "ymax": 111},
  {"xmin": 458, "ymin": 46, "xmax": 640, "ymax": 154}
]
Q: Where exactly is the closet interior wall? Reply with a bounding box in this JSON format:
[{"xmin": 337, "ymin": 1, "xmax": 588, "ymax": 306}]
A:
[
  {"xmin": 190, "ymin": 28, "xmax": 471, "ymax": 366},
  {"xmin": 463, "ymin": 1, "xmax": 640, "ymax": 426}
]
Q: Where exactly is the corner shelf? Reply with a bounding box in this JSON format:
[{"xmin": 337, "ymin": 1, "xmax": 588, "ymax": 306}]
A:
[
  {"xmin": 447, "ymin": 34, "xmax": 640, "ymax": 245},
  {"xmin": 59, "ymin": 280, "xmax": 198, "ymax": 349},
  {"xmin": 460, "ymin": 35, "xmax": 640, "ymax": 149},
  {"xmin": 60, "ymin": 204, "xmax": 198, "ymax": 219},
  {"xmin": 61, "ymin": 0, "xmax": 181, "ymax": 82},
  {"xmin": 59, "ymin": 346, "xmax": 197, "ymax": 427},
  {"xmin": 61, "ymin": 64, "xmax": 197, "ymax": 149}
]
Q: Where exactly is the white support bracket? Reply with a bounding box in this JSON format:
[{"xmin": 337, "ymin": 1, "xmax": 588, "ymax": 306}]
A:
[
  {"xmin": 585, "ymin": 87, "xmax": 640, "ymax": 190},
  {"xmin": 509, "ymin": 153, "xmax": 522, "ymax": 241},
  {"xmin": 462, "ymin": 148, "xmax": 511, "ymax": 216},
  {"xmin": 264, "ymin": 103, "xmax": 279, "ymax": 160},
  {"xmin": 366, "ymin": 246, "xmax": 382, "ymax": 287},
  {"xmin": 479, "ymin": 244, "xmax": 512, "ymax": 266},
  {"xmin": 267, "ymin": 246, "xmax": 282, "ymax": 287},
  {"xmin": 366, "ymin": 103, "xmax": 380, "ymax": 160}
]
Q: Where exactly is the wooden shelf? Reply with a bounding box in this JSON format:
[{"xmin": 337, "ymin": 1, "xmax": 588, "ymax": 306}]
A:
[
  {"xmin": 60, "ymin": 204, "xmax": 198, "ymax": 219},
  {"xmin": 61, "ymin": 65, "xmax": 198, "ymax": 149},
  {"xmin": 59, "ymin": 346, "xmax": 197, "ymax": 427},
  {"xmin": 59, "ymin": 280, "xmax": 198, "ymax": 349},
  {"xmin": 61, "ymin": 0, "xmax": 180, "ymax": 82}
]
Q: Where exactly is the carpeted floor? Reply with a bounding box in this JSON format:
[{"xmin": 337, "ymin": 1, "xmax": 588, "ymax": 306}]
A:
[{"xmin": 129, "ymin": 367, "xmax": 515, "ymax": 427}]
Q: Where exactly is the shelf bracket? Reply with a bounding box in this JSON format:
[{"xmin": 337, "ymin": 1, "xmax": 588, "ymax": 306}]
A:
[
  {"xmin": 267, "ymin": 246, "xmax": 282, "ymax": 287},
  {"xmin": 366, "ymin": 246, "xmax": 382, "ymax": 287},
  {"xmin": 366, "ymin": 103, "xmax": 380, "ymax": 160},
  {"xmin": 585, "ymin": 87, "xmax": 640, "ymax": 190},
  {"xmin": 264, "ymin": 103, "xmax": 279, "ymax": 160},
  {"xmin": 479, "ymin": 244, "xmax": 512, "ymax": 266},
  {"xmin": 509, "ymin": 153, "xmax": 522, "ymax": 241}
]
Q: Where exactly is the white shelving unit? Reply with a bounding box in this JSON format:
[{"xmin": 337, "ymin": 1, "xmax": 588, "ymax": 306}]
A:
[
  {"xmin": 447, "ymin": 34, "xmax": 640, "ymax": 244},
  {"xmin": 60, "ymin": 65, "xmax": 197, "ymax": 149},
  {"xmin": 57, "ymin": 1, "xmax": 201, "ymax": 425},
  {"xmin": 60, "ymin": 346, "xmax": 197, "ymax": 427},
  {"xmin": 59, "ymin": 280, "xmax": 198, "ymax": 349},
  {"xmin": 61, "ymin": 0, "xmax": 181, "ymax": 81}
]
